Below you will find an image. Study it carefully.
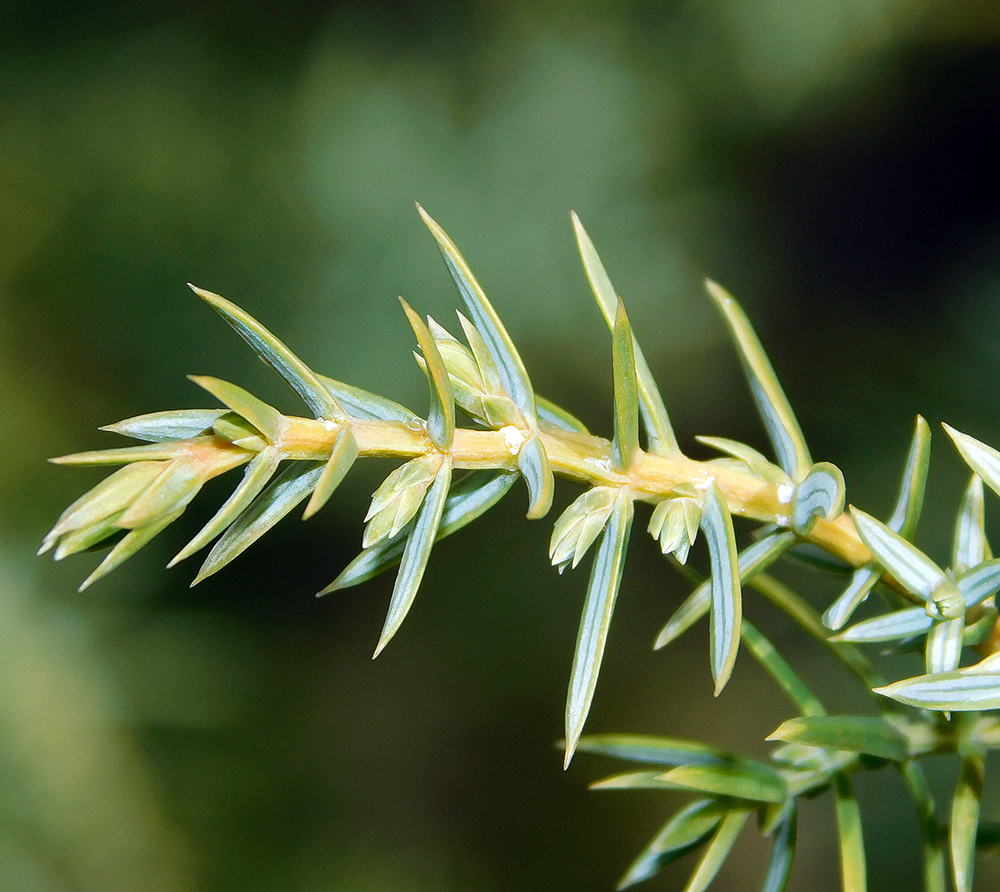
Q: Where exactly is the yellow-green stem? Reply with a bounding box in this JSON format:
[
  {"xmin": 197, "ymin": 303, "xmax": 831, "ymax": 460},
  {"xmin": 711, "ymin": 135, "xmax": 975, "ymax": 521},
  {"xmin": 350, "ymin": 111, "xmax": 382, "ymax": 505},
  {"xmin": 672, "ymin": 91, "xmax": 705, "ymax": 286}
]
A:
[
  {"xmin": 264, "ymin": 409, "xmax": 1000, "ymax": 657},
  {"xmin": 279, "ymin": 414, "xmax": 869, "ymax": 563}
]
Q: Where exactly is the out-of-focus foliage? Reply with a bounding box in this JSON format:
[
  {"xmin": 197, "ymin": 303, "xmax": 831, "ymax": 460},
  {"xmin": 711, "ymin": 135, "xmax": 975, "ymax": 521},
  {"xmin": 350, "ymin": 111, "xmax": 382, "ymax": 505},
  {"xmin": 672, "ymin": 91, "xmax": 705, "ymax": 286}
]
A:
[{"xmin": 3, "ymin": 1, "xmax": 1000, "ymax": 890}]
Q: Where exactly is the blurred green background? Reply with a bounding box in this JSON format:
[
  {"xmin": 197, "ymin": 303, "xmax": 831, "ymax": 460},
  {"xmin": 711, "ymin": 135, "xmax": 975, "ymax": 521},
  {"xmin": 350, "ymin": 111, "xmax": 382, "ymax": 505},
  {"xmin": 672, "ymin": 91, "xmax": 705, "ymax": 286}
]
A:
[{"xmin": 3, "ymin": 1, "xmax": 1000, "ymax": 889}]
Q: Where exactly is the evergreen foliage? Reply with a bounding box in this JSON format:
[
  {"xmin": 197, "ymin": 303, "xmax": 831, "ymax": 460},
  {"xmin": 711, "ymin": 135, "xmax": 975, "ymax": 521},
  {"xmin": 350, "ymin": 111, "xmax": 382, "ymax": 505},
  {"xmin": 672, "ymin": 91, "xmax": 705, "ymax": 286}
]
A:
[{"xmin": 44, "ymin": 208, "xmax": 1000, "ymax": 892}]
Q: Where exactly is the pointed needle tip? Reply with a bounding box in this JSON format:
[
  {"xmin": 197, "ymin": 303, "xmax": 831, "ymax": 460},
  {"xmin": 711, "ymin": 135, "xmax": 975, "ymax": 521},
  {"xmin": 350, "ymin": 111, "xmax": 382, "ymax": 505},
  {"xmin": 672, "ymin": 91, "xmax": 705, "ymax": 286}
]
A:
[
  {"xmin": 562, "ymin": 730, "xmax": 580, "ymax": 770},
  {"xmin": 704, "ymin": 278, "xmax": 727, "ymax": 302},
  {"xmin": 188, "ymin": 283, "xmax": 222, "ymax": 302}
]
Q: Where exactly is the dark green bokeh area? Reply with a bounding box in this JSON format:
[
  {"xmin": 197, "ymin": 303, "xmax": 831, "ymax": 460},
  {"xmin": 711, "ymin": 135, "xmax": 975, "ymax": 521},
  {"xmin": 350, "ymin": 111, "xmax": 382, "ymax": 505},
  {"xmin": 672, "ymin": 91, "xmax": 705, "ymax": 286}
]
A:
[{"xmin": 3, "ymin": 2, "xmax": 1000, "ymax": 890}]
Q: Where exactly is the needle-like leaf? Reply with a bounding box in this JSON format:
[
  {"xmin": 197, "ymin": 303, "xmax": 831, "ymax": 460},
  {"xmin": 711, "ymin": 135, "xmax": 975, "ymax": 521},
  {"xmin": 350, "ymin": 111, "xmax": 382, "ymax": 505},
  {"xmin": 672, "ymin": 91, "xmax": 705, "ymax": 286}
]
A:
[
  {"xmin": 51, "ymin": 515, "xmax": 126, "ymax": 560},
  {"xmin": 834, "ymin": 774, "xmax": 867, "ymax": 892},
  {"xmin": 363, "ymin": 455, "xmax": 440, "ymax": 549},
  {"xmin": 79, "ymin": 507, "xmax": 186, "ymax": 591},
  {"xmin": 833, "ymin": 605, "xmax": 935, "ymax": 643},
  {"xmin": 191, "ymin": 284, "xmax": 344, "ymax": 421},
  {"xmin": 791, "ymin": 461, "xmax": 845, "ymax": 535},
  {"xmin": 889, "ymin": 415, "xmax": 932, "ymax": 538},
  {"xmin": 616, "ymin": 799, "xmax": 728, "ymax": 890},
  {"xmin": 647, "ymin": 492, "xmax": 701, "ymax": 563},
  {"xmin": 954, "ymin": 474, "xmax": 990, "ymax": 574},
  {"xmin": 897, "ymin": 762, "xmax": 947, "ymax": 892},
  {"xmin": 193, "ymin": 461, "xmax": 324, "ymax": 584},
  {"xmin": 768, "ymin": 716, "xmax": 908, "ymax": 762},
  {"xmin": 117, "ymin": 459, "xmax": 204, "ymax": 529},
  {"xmin": 945, "ymin": 424, "xmax": 1000, "ymax": 499},
  {"xmin": 51, "ymin": 440, "xmax": 201, "ymax": 465},
  {"xmin": 373, "ymin": 461, "xmax": 452, "ymax": 657},
  {"xmin": 303, "ymin": 427, "xmax": 359, "ymax": 520},
  {"xmin": 875, "ymin": 667, "xmax": 1000, "ymax": 711},
  {"xmin": 40, "ymin": 461, "xmax": 166, "ymax": 553},
  {"xmin": 417, "ymin": 206, "xmax": 536, "ymax": 426},
  {"xmin": 705, "ymin": 280, "xmax": 811, "ymax": 482},
  {"xmin": 926, "ymin": 615, "xmax": 965, "ymax": 675},
  {"xmin": 423, "ymin": 317, "xmax": 512, "ymax": 427},
  {"xmin": 833, "ymin": 555, "xmax": 1000, "ymax": 646},
  {"xmin": 188, "ymin": 375, "xmax": 284, "ymax": 444},
  {"xmin": 536, "ymin": 397, "xmax": 589, "ymax": 434},
  {"xmin": 400, "ymin": 299, "xmax": 456, "ymax": 450},
  {"xmin": 564, "ymin": 488, "xmax": 633, "ymax": 767},
  {"xmin": 701, "ymin": 483, "xmax": 742, "ymax": 695},
  {"xmin": 318, "ymin": 375, "xmax": 420, "ymax": 423},
  {"xmin": 101, "ymin": 409, "xmax": 226, "ymax": 442},
  {"xmin": 320, "ymin": 470, "xmax": 516, "ymax": 593},
  {"xmin": 429, "ymin": 315, "xmax": 483, "ymax": 381},
  {"xmin": 611, "ymin": 299, "xmax": 640, "ymax": 471},
  {"xmin": 682, "ymin": 808, "xmax": 751, "ymax": 892},
  {"xmin": 517, "ymin": 434, "xmax": 554, "ymax": 520},
  {"xmin": 760, "ymin": 805, "xmax": 797, "ymax": 892},
  {"xmin": 211, "ymin": 414, "xmax": 266, "ymax": 450},
  {"xmin": 654, "ymin": 531, "xmax": 795, "ymax": 650},
  {"xmin": 850, "ymin": 507, "xmax": 947, "ymax": 601},
  {"xmin": 574, "ymin": 734, "xmax": 732, "ymax": 766},
  {"xmin": 823, "ymin": 567, "xmax": 883, "ymax": 634},
  {"xmin": 589, "ymin": 770, "xmax": 683, "ymax": 792},
  {"xmin": 956, "ymin": 558, "xmax": 1000, "ymax": 606},
  {"xmin": 824, "ymin": 418, "xmax": 930, "ymax": 630},
  {"xmin": 550, "ymin": 486, "xmax": 618, "ymax": 572},
  {"xmin": 572, "ymin": 212, "xmax": 677, "ymax": 456},
  {"xmin": 658, "ymin": 762, "xmax": 787, "ymax": 804},
  {"xmin": 951, "ymin": 752, "xmax": 984, "ymax": 892},
  {"xmin": 169, "ymin": 446, "xmax": 282, "ymax": 565},
  {"xmin": 456, "ymin": 311, "xmax": 504, "ymax": 395}
]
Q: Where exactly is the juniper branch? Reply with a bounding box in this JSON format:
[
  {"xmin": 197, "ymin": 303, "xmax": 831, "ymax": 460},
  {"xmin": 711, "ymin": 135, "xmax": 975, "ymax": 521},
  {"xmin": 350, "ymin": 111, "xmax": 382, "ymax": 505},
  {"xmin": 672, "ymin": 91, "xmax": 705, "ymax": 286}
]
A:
[{"xmin": 43, "ymin": 207, "xmax": 1000, "ymax": 892}]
